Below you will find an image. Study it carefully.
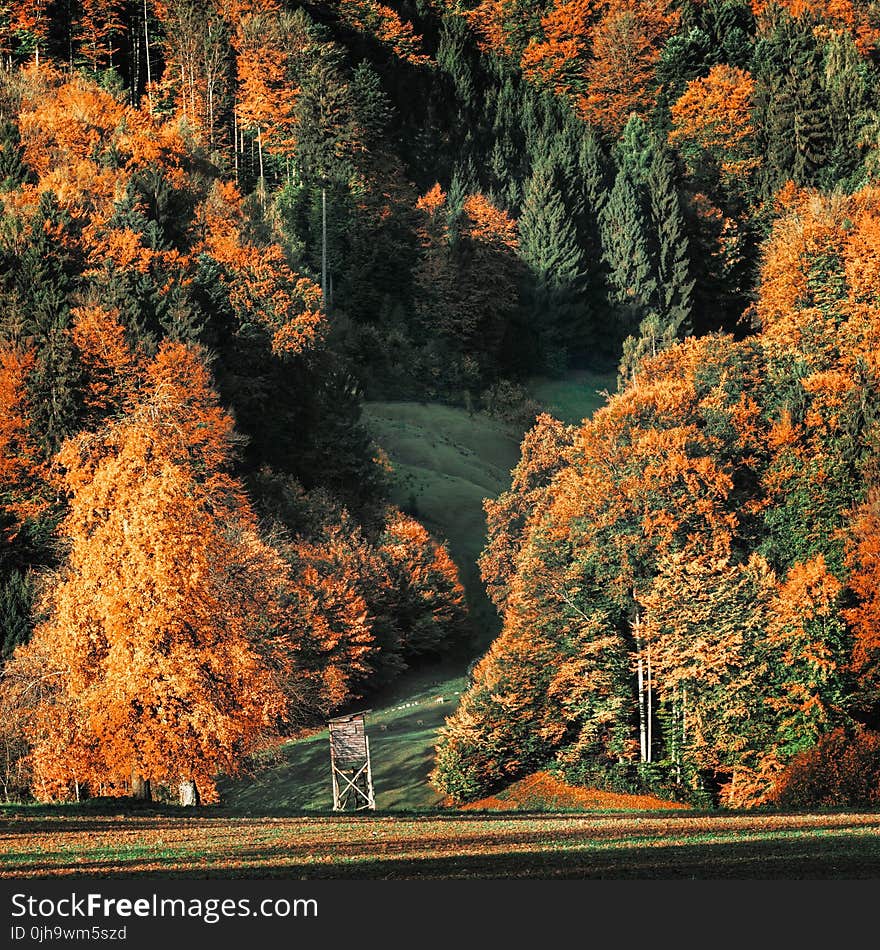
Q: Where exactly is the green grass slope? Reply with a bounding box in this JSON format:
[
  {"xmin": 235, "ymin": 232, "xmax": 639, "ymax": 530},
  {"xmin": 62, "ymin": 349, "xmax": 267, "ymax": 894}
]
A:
[
  {"xmin": 526, "ymin": 368, "xmax": 617, "ymax": 425},
  {"xmin": 223, "ymin": 375, "xmax": 615, "ymax": 814},
  {"xmin": 362, "ymin": 401, "xmax": 522, "ymax": 640},
  {"xmin": 219, "ymin": 670, "xmax": 466, "ymax": 811}
]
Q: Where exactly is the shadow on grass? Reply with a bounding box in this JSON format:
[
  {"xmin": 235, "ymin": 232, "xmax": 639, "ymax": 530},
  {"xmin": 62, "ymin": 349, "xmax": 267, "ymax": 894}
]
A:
[{"xmin": 9, "ymin": 830, "xmax": 880, "ymax": 880}]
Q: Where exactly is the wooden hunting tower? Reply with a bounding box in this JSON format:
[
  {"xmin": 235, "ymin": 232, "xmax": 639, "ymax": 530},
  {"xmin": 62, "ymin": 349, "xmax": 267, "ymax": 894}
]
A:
[{"xmin": 328, "ymin": 710, "xmax": 376, "ymax": 811}]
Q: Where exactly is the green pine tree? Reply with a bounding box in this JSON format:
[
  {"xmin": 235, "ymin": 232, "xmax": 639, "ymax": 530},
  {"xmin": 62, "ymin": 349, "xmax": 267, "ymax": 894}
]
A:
[
  {"xmin": 600, "ymin": 166, "xmax": 657, "ymax": 349},
  {"xmin": 646, "ymin": 147, "xmax": 694, "ymax": 338},
  {"xmin": 5, "ymin": 193, "xmax": 82, "ymax": 453},
  {"xmin": 0, "ymin": 569, "xmax": 34, "ymax": 663},
  {"xmin": 518, "ymin": 161, "xmax": 588, "ymax": 371},
  {"xmin": 0, "ymin": 121, "xmax": 27, "ymax": 191}
]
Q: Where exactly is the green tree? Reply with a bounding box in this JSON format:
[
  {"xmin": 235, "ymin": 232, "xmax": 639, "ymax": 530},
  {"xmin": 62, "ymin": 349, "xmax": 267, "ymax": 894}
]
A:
[
  {"xmin": 599, "ymin": 165, "xmax": 656, "ymax": 346},
  {"xmin": 518, "ymin": 160, "xmax": 588, "ymax": 371}
]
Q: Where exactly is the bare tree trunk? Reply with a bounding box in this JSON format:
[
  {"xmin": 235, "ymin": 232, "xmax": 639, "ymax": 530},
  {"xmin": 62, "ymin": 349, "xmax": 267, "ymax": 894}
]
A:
[
  {"xmin": 681, "ymin": 686, "xmax": 688, "ymax": 782},
  {"xmin": 321, "ymin": 185, "xmax": 328, "ymax": 309},
  {"xmin": 144, "ymin": 0, "xmax": 153, "ymax": 114},
  {"xmin": 179, "ymin": 779, "xmax": 199, "ymax": 807},
  {"xmin": 635, "ymin": 612, "xmax": 646, "ymax": 763},
  {"xmin": 646, "ymin": 635, "xmax": 653, "ymax": 764},
  {"xmin": 257, "ymin": 127, "xmax": 264, "ymax": 208},
  {"xmin": 131, "ymin": 771, "xmax": 151, "ymax": 801}
]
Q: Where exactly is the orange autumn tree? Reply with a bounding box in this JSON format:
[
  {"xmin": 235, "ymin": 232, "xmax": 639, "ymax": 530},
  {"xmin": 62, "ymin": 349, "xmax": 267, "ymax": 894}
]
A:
[
  {"xmin": 846, "ymin": 491, "xmax": 880, "ymax": 712},
  {"xmin": 338, "ymin": 0, "xmax": 432, "ymax": 66},
  {"xmin": 377, "ymin": 510, "xmax": 467, "ymax": 658},
  {"xmin": 0, "ymin": 346, "xmax": 50, "ymax": 541},
  {"xmin": 480, "ymin": 413, "xmax": 575, "ymax": 613},
  {"xmin": 232, "ymin": 2, "xmax": 304, "ymax": 180},
  {"xmin": 197, "ymin": 180, "xmax": 325, "ymax": 355},
  {"xmin": 8, "ymin": 0, "xmax": 50, "ymax": 64},
  {"xmin": 579, "ymin": 0, "xmax": 678, "ymax": 136},
  {"xmin": 669, "ymin": 65, "xmax": 760, "ymax": 185},
  {"xmin": 414, "ymin": 185, "xmax": 522, "ymax": 374},
  {"xmin": 519, "ymin": 0, "xmax": 597, "ymax": 98},
  {"xmin": 13, "ymin": 342, "xmax": 294, "ymax": 803},
  {"xmin": 75, "ymin": 0, "xmax": 125, "ymax": 73}
]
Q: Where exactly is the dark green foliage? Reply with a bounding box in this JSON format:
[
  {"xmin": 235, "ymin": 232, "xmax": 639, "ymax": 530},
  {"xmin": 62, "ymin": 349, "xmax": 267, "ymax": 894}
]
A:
[
  {"xmin": 822, "ymin": 31, "xmax": 876, "ymax": 188},
  {"xmin": 600, "ymin": 165, "xmax": 657, "ymax": 344},
  {"xmin": 646, "ymin": 147, "xmax": 694, "ymax": 339},
  {"xmin": 0, "ymin": 569, "xmax": 34, "ymax": 663},
  {"xmin": 659, "ymin": 0, "xmax": 754, "ymax": 98},
  {"xmin": 0, "ymin": 121, "xmax": 28, "ymax": 190},
  {"xmin": 0, "ymin": 194, "xmax": 82, "ymax": 454},
  {"xmin": 753, "ymin": 11, "xmax": 831, "ymax": 193},
  {"xmin": 518, "ymin": 160, "xmax": 588, "ymax": 371}
]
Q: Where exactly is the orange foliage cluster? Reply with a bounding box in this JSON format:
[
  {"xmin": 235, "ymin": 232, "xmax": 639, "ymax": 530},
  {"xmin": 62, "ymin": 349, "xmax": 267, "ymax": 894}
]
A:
[
  {"xmin": 0, "ymin": 347, "xmax": 49, "ymax": 538},
  {"xmin": 669, "ymin": 65, "xmax": 759, "ymax": 182},
  {"xmin": 520, "ymin": 0, "xmax": 597, "ymax": 97},
  {"xmin": 12, "ymin": 341, "xmax": 290, "ymax": 801},
  {"xmin": 437, "ymin": 179, "xmax": 880, "ymax": 807},
  {"xmin": 770, "ymin": 726, "xmax": 880, "ymax": 807},
  {"xmin": 197, "ymin": 181, "xmax": 324, "ymax": 355},
  {"xmin": 338, "ymin": 0, "xmax": 432, "ymax": 66},
  {"xmin": 458, "ymin": 770, "xmax": 689, "ymax": 811},
  {"xmin": 579, "ymin": 0, "xmax": 678, "ymax": 135},
  {"xmin": 5, "ymin": 73, "xmax": 325, "ymax": 360},
  {"xmin": 231, "ymin": 4, "xmax": 301, "ymax": 156},
  {"xmin": 465, "ymin": 0, "xmax": 678, "ymax": 135},
  {"xmin": 15, "ymin": 73, "xmax": 186, "ymax": 222},
  {"xmin": 751, "ymin": 0, "xmax": 880, "ymax": 54}
]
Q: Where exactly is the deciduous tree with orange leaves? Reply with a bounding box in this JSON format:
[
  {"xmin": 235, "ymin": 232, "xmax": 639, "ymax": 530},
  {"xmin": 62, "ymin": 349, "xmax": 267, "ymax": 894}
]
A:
[
  {"xmin": 579, "ymin": 0, "xmax": 678, "ymax": 136},
  {"xmin": 9, "ymin": 342, "xmax": 296, "ymax": 804},
  {"xmin": 669, "ymin": 64, "xmax": 760, "ymax": 186}
]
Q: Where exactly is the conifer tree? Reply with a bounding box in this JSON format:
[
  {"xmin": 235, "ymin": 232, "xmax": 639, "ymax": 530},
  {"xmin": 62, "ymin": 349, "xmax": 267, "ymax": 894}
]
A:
[
  {"xmin": 0, "ymin": 121, "xmax": 27, "ymax": 190},
  {"xmin": 753, "ymin": 12, "xmax": 830, "ymax": 192},
  {"xmin": 6, "ymin": 194, "xmax": 82, "ymax": 453},
  {"xmin": 294, "ymin": 33, "xmax": 359, "ymax": 309},
  {"xmin": 0, "ymin": 569, "xmax": 33, "ymax": 663},
  {"xmin": 600, "ymin": 161, "xmax": 656, "ymax": 345},
  {"xmin": 646, "ymin": 146, "xmax": 694, "ymax": 338},
  {"xmin": 518, "ymin": 160, "xmax": 588, "ymax": 370}
]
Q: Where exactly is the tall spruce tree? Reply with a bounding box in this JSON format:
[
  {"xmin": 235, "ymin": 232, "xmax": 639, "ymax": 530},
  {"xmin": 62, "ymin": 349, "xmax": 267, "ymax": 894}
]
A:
[
  {"xmin": 294, "ymin": 31, "xmax": 359, "ymax": 310},
  {"xmin": 822, "ymin": 31, "xmax": 875, "ymax": 187},
  {"xmin": 753, "ymin": 12, "xmax": 830, "ymax": 193},
  {"xmin": 518, "ymin": 160, "xmax": 588, "ymax": 371},
  {"xmin": 4, "ymin": 194, "xmax": 82, "ymax": 453},
  {"xmin": 646, "ymin": 147, "xmax": 694, "ymax": 339},
  {"xmin": 599, "ymin": 166, "xmax": 656, "ymax": 348}
]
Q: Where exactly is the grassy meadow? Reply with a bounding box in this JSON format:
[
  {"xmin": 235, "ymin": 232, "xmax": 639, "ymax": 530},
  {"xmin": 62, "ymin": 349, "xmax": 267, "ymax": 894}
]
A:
[{"xmin": 3, "ymin": 808, "xmax": 879, "ymax": 878}]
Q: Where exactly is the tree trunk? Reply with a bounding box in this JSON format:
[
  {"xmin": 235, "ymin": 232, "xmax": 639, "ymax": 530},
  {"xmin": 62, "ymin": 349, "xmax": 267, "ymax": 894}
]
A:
[
  {"xmin": 131, "ymin": 772, "xmax": 151, "ymax": 801},
  {"xmin": 321, "ymin": 184, "xmax": 328, "ymax": 309},
  {"xmin": 179, "ymin": 779, "xmax": 199, "ymax": 807},
  {"xmin": 646, "ymin": 635, "xmax": 653, "ymax": 764},
  {"xmin": 257, "ymin": 127, "xmax": 264, "ymax": 208},
  {"xmin": 635, "ymin": 612, "xmax": 647, "ymax": 763},
  {"xmin": 144, "ymin": 0, "xmax": 153, "ymax": 114}
]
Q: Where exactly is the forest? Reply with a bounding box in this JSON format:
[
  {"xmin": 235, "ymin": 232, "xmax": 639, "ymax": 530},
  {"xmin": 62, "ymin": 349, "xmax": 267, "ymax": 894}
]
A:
[{"xmin": 0, "ymin": 0, "xmax": 879, "ymax": 812}]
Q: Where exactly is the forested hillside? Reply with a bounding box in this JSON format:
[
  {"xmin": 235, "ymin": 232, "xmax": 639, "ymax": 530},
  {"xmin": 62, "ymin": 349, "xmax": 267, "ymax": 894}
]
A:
[{"xmin": 0, "ymin": 0, "xmax": 879, "ymax": 809}]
